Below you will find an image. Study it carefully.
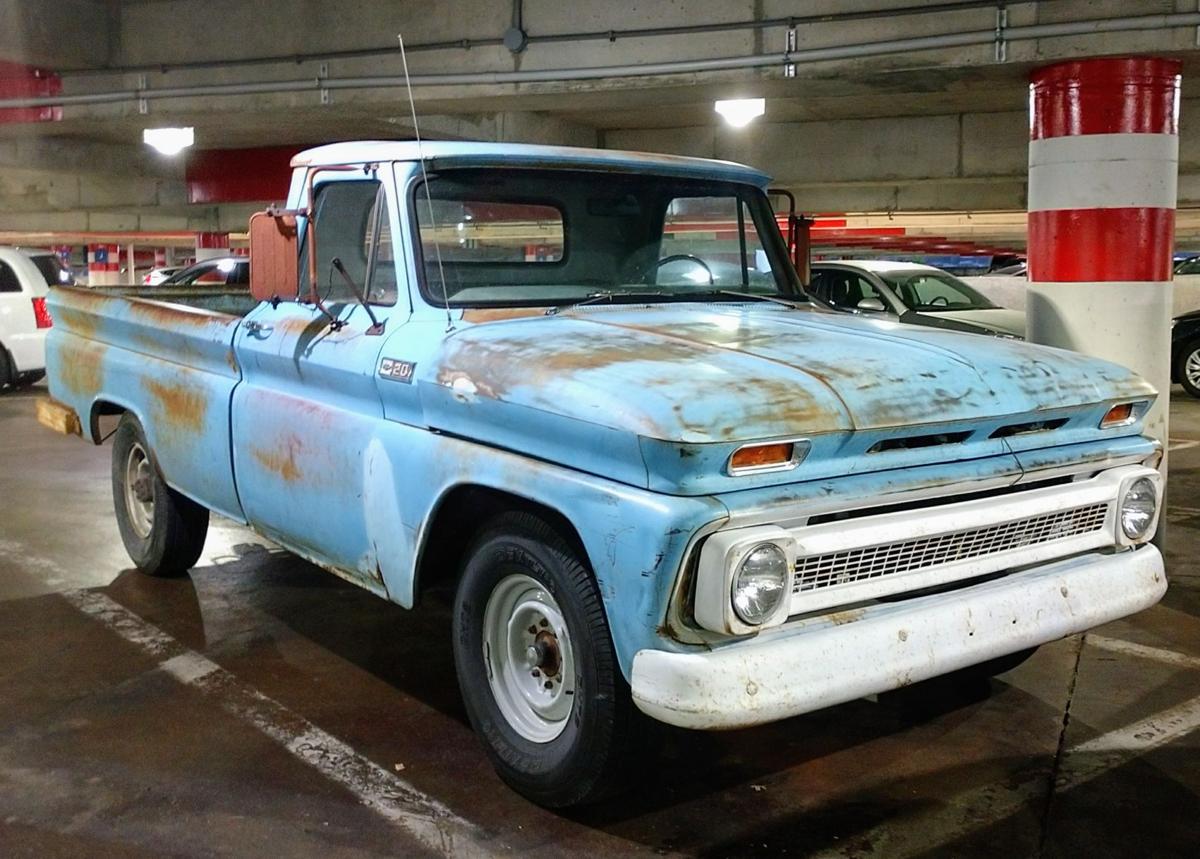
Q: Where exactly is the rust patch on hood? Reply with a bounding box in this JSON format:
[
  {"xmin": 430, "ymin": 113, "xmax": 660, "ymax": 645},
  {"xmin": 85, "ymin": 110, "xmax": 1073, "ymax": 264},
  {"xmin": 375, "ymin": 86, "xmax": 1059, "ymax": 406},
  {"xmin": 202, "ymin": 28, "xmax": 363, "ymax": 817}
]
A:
[
  {"xmin": 142, "ymin": 378, "xmax": 208, "ymax": 433},
  {"xmin": 462, "ymin": 307, "xmax": 549, "ymax": 323}
]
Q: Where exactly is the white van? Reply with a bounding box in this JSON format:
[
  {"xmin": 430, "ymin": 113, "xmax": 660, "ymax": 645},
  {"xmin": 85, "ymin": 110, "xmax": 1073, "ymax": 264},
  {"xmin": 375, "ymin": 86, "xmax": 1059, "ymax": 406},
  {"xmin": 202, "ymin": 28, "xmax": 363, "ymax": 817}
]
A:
[{"xmin": 0, "ymin": 247, "xmax": 74, "ymax": 388}]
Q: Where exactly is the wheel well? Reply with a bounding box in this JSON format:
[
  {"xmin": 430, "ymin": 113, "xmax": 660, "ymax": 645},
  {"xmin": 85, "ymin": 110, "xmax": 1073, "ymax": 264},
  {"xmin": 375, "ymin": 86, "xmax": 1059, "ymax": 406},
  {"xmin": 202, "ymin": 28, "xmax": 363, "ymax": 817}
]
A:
[
  {"xmin": 89, "ymin": 400, "xmax": 127, "ymax": 444},
  {"xmin": 415, "ymin": 485, "xmax": 588, "ymax": 603}
]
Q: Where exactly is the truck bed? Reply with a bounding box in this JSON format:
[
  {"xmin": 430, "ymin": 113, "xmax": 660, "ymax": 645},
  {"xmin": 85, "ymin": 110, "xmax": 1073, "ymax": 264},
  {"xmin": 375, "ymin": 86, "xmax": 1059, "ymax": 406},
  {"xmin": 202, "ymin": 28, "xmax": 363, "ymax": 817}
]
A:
[{"xmin": 44, "ymin": 285, "xmax": 249, "ymax": 521}]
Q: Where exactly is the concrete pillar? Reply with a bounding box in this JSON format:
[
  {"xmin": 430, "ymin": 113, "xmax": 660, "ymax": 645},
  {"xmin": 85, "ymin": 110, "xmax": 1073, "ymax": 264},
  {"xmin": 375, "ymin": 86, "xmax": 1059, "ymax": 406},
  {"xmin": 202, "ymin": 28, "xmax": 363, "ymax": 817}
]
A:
[
  {"xmin": 86, "ymin": 243, "xmax": 120, "ymax": 286},
  {"xmin": 1026, "ymin": 57, "xmax": 1180, "ymax": 467},
  {"xmin": 195, "ymin": 231, "xmax": 229, "ymax": 262}
]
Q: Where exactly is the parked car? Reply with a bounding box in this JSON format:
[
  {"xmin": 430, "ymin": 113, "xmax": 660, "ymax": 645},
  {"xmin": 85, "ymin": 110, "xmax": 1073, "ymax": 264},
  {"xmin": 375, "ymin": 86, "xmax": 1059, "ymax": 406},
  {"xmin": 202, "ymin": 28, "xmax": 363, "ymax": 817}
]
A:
[
  {"xmin": 143, "ymin": 266, "xmax": 184, "ymax": 286},
  {"xmin": 40, "ymin": 141, "xmax": 1165, "ymax": 807},
  {"xmin": 809, "ymin": 260, "xmax": 1026, "ymax": 338},
  {"xmin": 1171, "ymin": 309, "xmax": 1200, "ymax": 397},
  {"xmin": 1174, "ymin": 256, "xmax": 1200, "ymax": 275},
  {"xmin": 0, "ymin": 247, "xmax": 66, "ymax": 388},
  {"xmin": 160, "ymin": 256, "xmax": 249, "ymax": 286}
]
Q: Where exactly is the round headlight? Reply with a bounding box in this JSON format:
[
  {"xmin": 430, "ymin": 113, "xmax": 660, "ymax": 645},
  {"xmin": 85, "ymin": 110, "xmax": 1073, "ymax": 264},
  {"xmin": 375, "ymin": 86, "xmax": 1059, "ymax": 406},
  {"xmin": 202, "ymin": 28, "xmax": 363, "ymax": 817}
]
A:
[
  {"xmin": 1120, "ymin": 477, "xmax": 1158, "ymax": 540},
  {"xmin": 732, "ymin": 542, "xmax": 789, "ymax": 626}
]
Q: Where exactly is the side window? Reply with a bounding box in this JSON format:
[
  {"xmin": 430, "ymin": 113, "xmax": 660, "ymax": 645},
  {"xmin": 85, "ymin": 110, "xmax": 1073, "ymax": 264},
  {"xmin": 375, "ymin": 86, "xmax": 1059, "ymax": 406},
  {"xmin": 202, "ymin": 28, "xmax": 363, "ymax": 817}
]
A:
[
  {"xmin": 822, "ymin": 272, "xmax": 882, "ymax": 310},
  {"xmin": 808, "ymin": 270, "xmax": 830, "ymax": 302},
  {"xmin": 301, "ymin": 179, "xmax": 397, "ymax": 305},
  {"xmin": 0, "ymin": 261, "xmax": 20, "ymax": 293}
]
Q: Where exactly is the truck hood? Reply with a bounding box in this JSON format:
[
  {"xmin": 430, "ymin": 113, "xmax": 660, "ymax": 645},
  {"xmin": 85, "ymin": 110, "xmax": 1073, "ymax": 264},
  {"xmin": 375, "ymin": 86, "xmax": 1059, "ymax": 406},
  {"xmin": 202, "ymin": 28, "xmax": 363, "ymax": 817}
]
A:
[{"xmin": 422, "ymin": 304, "xmax": 1151, "ymax": 445}]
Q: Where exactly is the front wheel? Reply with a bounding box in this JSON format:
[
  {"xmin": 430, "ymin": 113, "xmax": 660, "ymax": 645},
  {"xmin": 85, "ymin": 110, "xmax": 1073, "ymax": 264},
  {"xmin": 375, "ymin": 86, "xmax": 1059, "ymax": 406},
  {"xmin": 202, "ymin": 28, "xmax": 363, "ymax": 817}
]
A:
[
  {"xmin": 452, "ymin": 512, "xmax": 639, "ymax": 808},
  {"xmin": 112, "ymin": 414, "xmax": 209, "ymax": 576}
]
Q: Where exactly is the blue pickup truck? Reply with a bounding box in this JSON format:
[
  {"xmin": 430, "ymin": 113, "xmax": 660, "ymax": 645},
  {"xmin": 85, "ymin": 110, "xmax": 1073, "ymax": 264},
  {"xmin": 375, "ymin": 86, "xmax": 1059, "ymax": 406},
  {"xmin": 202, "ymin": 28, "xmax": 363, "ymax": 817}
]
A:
[{"xmin": 40, "ymin": 142, "xmax": 1166, "ymax": 807}]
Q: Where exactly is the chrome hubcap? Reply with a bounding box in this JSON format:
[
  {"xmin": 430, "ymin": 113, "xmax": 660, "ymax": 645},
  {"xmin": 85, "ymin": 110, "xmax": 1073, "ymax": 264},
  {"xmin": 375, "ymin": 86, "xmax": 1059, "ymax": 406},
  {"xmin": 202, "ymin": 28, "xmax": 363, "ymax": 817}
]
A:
[
  {"xmin": 1186, "ymin": 349, "xmax": 1200, "ymax": 389},
  {"xmin": 482, "ymin": 573, "xmax": 575, "ymax": 743},
  {"xmin": 124, "ymin": 442, "xmax": 155, "ymax": 539}
]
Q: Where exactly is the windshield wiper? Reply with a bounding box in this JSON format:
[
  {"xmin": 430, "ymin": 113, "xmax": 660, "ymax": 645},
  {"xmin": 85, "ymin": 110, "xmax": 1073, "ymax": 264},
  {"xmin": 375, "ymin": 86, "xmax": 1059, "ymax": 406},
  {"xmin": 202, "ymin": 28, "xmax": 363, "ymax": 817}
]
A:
[
  {"xmin": 711, "ymin": 289, "xmax": 807, "ymax": 309},
  {"xmin": 546, "ymin": 290, "xmax": 672, "ymax": 316}
]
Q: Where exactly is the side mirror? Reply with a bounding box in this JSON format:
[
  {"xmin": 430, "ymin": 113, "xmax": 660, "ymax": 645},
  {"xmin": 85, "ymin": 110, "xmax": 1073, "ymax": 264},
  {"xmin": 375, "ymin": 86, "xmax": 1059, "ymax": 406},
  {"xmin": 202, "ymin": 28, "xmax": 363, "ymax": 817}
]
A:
[
  {"xmin": 248, "ymin": 209, "xmax": 298, "ymax": 303},
  {"xmin": 857, "ymin": 297, "xmax": 886, "ymax": 313}
]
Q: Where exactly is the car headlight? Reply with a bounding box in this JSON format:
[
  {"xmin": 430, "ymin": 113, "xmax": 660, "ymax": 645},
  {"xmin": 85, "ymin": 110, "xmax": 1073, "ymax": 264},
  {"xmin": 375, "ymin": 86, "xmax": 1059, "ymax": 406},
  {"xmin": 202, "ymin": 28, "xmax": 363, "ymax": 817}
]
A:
[
  {"xmin": 1120, "ymin": 477, "xmax": 1158, "ymax": 541},
  {"xmin": 731, "ymin": 543, "xmax": 790, "ymax": 625}
]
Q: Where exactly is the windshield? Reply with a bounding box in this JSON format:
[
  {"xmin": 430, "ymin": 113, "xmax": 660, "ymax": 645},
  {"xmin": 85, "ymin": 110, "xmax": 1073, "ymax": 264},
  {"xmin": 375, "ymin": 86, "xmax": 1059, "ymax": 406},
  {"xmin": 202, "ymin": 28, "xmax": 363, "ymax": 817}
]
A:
[
  {"xmin": 413, "ymin": 168, "xmax": 803, "ymax": 307},
  {"xmin": 877, "ymin": 270, "xmax": 997, "ymax": 311},
  {"xmin": 29, "ymin": 253, "xmax": 75, "ymax": 287}
]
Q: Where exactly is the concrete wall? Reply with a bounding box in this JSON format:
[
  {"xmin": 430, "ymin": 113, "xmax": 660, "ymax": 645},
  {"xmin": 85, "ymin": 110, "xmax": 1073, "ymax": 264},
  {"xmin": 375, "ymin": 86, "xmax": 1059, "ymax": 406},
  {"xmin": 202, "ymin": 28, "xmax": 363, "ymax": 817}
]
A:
[{"xmin": 0, "ymin": 0, "xmax": 112, "ymax": 69}]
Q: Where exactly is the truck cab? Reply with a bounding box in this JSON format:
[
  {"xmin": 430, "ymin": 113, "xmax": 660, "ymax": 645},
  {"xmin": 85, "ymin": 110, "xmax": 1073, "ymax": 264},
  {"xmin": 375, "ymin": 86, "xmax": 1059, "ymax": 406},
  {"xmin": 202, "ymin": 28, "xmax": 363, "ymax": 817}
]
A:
[{"xmin": 40, "ymin": 142, "xmax": 1166, "ymax": 807}]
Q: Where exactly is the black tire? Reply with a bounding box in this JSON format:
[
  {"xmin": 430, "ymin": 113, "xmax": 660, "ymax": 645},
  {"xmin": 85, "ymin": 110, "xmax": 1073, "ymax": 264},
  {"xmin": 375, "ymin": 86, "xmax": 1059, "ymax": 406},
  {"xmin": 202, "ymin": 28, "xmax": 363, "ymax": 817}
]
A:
[
  {"xmin": 1176, "ymin": 339, "xmax": 1200, "ymax": 399},
  {"xmin": 15, "ymin": 370, "xmax": 46, "ymax": 387},
  {"xmin": 0, "ymin": 347, "xmax": 12, "ymax": 389},
  {"xmin": 111, "ymin": 413, "xmax": 209, "ymax": 576},
  {"xmin": 452, "ymin": 511, "xmax": 639, "ymax": 808}
]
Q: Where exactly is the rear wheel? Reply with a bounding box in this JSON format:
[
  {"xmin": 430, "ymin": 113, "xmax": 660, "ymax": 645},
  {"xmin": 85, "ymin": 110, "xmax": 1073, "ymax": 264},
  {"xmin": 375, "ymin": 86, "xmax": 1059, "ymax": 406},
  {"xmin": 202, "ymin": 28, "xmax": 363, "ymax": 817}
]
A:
[
  {"xmin": 0, "ymin": 348, "xmax": 12, "ymax": 388},
  {"xmin": 112, "ymin": 414, "xmax": 209, "ymax": 576},
  {"xmin": 15, "ymin": 370, "xmax": 45, "ymax": 387},
  {"xmin": 1176, "ymin": 339, "xmax": 1200, "ymax": 399},
  {"xmin": 452, "ymin": 511, "xmax": 639, "ymax": 808}
]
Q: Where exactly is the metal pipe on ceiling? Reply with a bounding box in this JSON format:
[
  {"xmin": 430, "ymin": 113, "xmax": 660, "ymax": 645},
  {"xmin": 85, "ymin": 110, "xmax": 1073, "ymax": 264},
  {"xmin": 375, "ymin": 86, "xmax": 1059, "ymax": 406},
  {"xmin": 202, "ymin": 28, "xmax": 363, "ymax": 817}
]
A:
[
  {"xmin": 0, "ymin": 11, "xmax": 1196, "ymax": 112},
  {"xmin": 67, "ymin": 0, "xmax": 1065, "ymax": 77}
]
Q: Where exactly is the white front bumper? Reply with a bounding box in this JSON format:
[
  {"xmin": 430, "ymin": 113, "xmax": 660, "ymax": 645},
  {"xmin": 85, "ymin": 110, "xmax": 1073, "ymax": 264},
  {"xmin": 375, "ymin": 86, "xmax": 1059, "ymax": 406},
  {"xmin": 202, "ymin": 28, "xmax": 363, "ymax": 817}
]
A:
[{"xmin": 631, "ymin": 545, "xmax": 1165, "ymax": 729}]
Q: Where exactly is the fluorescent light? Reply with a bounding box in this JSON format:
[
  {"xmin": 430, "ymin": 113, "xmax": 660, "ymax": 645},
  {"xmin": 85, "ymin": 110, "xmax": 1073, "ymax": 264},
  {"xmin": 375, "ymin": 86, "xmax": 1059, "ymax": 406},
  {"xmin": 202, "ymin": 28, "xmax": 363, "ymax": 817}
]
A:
[
  {"xmin": 714, "ymin": 98, "xmax": 765, "ymax": 128},
  {"xmin": 143, "ymin": 127, "xmax": 194, "ymax": 155}
]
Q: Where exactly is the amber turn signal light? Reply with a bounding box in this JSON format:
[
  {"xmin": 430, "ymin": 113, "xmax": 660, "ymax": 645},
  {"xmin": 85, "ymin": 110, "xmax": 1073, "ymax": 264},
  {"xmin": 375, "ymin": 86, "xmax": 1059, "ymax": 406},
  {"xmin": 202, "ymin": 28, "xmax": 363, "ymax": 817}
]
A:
[
  {"xmin": 729, "ymin": 442, "xmax": 795, "ymax": 474},
  {"xmin": 1101, "ymin": 402, "xmax": 1137, "ymax": 428}
]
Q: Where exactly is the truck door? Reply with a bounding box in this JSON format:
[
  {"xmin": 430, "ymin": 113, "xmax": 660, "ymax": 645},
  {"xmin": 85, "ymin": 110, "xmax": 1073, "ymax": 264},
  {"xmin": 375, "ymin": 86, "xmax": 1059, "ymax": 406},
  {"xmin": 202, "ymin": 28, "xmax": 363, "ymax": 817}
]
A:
[{"xmin": 230, "ymin": 166, "xmax": 409, "ymax": 595}]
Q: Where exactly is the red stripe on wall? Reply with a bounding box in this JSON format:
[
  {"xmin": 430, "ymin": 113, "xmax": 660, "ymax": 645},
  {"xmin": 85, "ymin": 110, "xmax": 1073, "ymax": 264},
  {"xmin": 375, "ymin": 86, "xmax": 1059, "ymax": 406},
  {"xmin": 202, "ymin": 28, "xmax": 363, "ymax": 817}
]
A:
[
  {"xmin": 1030, "ymin": 57, "xmax": 1181, "ymax": 140},
  {"xmin": 1027, "ymin": 208, "xmax": 1174, "ymax": 282}
]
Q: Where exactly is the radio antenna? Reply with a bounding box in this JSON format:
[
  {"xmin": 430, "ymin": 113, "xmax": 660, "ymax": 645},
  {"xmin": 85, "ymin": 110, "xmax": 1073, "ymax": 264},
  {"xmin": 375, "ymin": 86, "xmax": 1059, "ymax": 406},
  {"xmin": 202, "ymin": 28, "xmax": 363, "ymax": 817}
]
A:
[{"xmin": 398, "ymin": 31, "xmax": 454, "ymax": 332}]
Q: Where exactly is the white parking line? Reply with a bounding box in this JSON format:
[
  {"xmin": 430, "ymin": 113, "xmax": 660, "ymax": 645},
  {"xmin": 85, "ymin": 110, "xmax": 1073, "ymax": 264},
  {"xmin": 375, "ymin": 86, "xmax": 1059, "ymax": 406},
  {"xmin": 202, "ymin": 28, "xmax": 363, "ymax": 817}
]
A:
[
  {"xmin": 1168, "ymin": 439, "xmax": 1200, "ymax": 452},
  {"xmin": 816, "ymin": 635, "xmax": 1200, "ymax": 858},
  {"xmin": 1087, "ymin": 634, "xmax": 1200, "ymax": 670},
  {"xmin": 62, "ymin": 589, "xmax": 489, "ymax": 857}
]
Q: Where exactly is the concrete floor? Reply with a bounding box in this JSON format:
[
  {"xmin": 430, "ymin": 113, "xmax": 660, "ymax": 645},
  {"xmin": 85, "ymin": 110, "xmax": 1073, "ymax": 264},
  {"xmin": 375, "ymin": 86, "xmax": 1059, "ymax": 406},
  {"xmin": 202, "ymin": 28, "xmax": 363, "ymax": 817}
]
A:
[{"xmin": 1, "ymin": 383, "xmax": 1198, "ymax": 858}]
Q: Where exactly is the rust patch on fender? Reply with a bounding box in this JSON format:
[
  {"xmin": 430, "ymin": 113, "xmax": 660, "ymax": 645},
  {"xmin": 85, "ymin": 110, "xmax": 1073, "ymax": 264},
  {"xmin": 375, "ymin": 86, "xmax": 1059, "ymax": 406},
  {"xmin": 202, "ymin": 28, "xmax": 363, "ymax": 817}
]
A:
[
  {"xmin": 252, "ymin": 435, "xmax": 304, "ymax": 482},
  {"xmin": 58, "ymin": 341, "xmax": 106, "ymax": 399},
  {"xmin": 53, "ymin": 307, "xmax": 101, "ymax": 341},
  {"xmin": 143, "ymin": 378, "xmax": 208, "ymax": 433}
]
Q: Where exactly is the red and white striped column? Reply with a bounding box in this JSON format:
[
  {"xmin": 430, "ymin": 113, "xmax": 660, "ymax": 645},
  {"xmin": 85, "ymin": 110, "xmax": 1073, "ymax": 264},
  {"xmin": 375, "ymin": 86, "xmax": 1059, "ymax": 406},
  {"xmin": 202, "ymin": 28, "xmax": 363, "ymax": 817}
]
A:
[
  {"xmin": 195, "ymin": 231, "xmax": 230, "ymax": 262},
  {"xmin": 86, "ymin": 243, "xmax": 120, "ymax": 286},
  {"xmin": 1027, "ymin": 57, "xmax": 1181, "ymax": 462}
]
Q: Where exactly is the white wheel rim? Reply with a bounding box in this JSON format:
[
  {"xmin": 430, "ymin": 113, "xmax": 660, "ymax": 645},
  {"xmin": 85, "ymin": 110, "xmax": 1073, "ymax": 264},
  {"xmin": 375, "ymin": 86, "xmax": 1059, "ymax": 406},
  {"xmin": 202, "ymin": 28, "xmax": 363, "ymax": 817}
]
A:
[
  {"xmin": 124, "ymin": 442, "xmax": 155, "ymax": 539},
  {"xmin": 482, "ymin": 573, "xmax": 575, "ymax": 743},
  {"xmin": 1186, "ymin": 349, "xmax": 1200, "ymax": 389}
]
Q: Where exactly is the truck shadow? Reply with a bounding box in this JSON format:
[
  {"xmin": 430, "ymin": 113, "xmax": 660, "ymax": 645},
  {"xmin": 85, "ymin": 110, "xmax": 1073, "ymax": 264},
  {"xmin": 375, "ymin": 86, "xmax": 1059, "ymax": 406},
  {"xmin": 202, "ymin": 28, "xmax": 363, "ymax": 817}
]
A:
[{"xmin": 91, "ymin": 541, "xmax": 1098, "ymax": 857}]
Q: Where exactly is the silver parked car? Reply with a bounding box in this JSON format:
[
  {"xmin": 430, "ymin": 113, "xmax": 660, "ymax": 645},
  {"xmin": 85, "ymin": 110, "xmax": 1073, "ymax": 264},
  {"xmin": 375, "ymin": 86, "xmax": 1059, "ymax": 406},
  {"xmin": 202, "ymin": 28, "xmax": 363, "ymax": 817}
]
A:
[{"xmin": 809, "ymin": 260, "xmax": 1026, "ymax": 338}]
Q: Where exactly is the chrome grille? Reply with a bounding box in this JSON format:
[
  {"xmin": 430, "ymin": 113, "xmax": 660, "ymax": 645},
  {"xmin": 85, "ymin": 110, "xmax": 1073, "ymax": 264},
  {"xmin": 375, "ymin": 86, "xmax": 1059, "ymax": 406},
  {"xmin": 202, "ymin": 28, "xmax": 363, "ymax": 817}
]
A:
[{"xmin": 793, "ymin": 502, "xmax": 1109, "ymax": 593}]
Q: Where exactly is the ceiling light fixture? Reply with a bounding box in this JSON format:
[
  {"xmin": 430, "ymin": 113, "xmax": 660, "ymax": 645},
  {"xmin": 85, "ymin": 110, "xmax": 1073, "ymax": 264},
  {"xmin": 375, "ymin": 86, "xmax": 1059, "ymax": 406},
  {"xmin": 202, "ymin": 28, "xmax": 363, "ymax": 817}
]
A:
[
  {"xmin": 714, "ymin": 98, "xmax": 765, "ymax": 128},
  {"xmin": 143, "ymin": 127, "xmax": 195, "ymax": 156}
]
